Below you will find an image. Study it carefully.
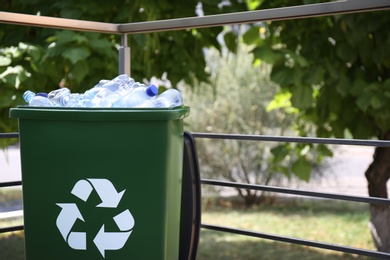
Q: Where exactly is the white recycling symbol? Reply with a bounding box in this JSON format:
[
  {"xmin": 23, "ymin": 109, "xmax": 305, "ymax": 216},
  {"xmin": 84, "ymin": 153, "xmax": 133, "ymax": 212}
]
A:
[{"xmin": 55, "ymin": 178, "xmax": 135, "ymax": 258}]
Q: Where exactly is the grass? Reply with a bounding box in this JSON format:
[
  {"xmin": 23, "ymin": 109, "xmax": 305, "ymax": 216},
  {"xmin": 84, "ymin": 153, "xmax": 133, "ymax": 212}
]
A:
[
  {"xmin": 0, "ymin": 187, "xmax": 24, "ymax": 260},
  {"xmin": 0, "ymin": 231, "xmax": 24, "ymax": 260},
  {"xmin": 0, "ymin": 187, "xmax": 23, "ymax": 203},
  {"xmin": 0, "ymin": 191, "xmax": 379, "ymax": 260},
  {"xmin": 198, "ymin": 197, "xmax": 376, "ymax": 259}
]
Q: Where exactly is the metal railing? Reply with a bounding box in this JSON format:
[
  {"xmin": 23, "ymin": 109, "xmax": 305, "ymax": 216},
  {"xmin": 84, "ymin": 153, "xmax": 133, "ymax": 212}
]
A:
[
  {"xmin": 0, "ymin": 133, "xmax": 23, "ymax": 233},
  {"xmin": 0, "ymin": 132, "xmax": 23, "ymax": 233},
  {"xmin": 2, "ymin": 132, "xmax": 390, "ymax": 258},
  {"xmin": 193, "ymin": 132, "xmax": 390, "ymax": 259},
  {"xmin": 1, "ymin": 0, "xmax": 390, "ymax": 75},
  {"xmin": 1, "ymin": 0, "xmax": 390, "ymax": 258}
]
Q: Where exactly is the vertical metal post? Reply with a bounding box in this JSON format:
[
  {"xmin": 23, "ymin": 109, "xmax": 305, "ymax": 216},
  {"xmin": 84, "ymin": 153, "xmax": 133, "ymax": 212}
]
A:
[{"xmin": 119, "ymin": 33, "xmax": 130, "ymax": 76}]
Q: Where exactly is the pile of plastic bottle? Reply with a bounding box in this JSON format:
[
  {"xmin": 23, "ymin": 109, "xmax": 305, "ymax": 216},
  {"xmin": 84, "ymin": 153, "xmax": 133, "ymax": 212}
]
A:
[{"xmin": 23, "ymin": 74, "xmax": 183, "ymax": 108}]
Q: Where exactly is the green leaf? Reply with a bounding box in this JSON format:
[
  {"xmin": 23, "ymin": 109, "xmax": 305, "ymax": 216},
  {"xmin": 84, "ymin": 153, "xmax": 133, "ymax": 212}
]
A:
[
  {"xmin": 266, "ymin": 90, "xmax": 292, "ymax": 111},
  {"xmin": 243, "ymin": 26, "xmax": 262, "ymax": 45},
  {"xmin": 39, "ymin": 60, "xmax": 63, "ymax": 83},
  {"xmin": 290, "ymin": 85, "xmax": 313, "ymax": 110},
  {"xmin": 270, "ymin": 67, "xmax": 295, "ymax": 87},
  {"xmin": 292, "ymin": 157, "xmax": 311, "ymax": 182},
  {"xmin": 336, "ymin": 42, "xmax": 356, "ymax": 63},
  {"xmin": 61, "ymin": 47, "xmax": 91, "ymax": 64},
  {"xmin": 73, "ymin": 34, "xmax": 89, "ymax": 44},
  {"xmin": 281, "ymin": 49, "xmax": 309, "ymax": 68},
  {"xmin": 0, "ymin": 89, "xmax": 19, "ymax": 107},
  {"xmin": 44, "ymin": 43, "xmax": 67, "ymax": 59},
  {"xmin": 252, "ymin": 46, "xmax": 283, "ymax": 64},
  {"xmin": 324, "ymin": 59, "xmax": 339, "ymax": 80},
  {"xmin": 89, "ymin": 39, "xmax": 113, "ymax": 55},
  {"xmin": 370, "ymin": 95, "xmax": 384, "ymax": 109},
  {"xmin": 54, "ymin": 31, "xmax": 78, "ymax": 44},
  {"xmin": 356, "ymin": 94, "xmax": 371, "ymax": 111},
  {"xmin": 349, "ymin": 78, "xmax": 366, "ymax": 96},
  {"xmin": 70, "ymin": 60, "xmax": 89, "ymax": 83},
  {"xmin": 223, "ymin": 32, "xmax": 237, "ymax": 53},
  {"xmin": 317, "ymin": 144, "xmax": 333, "ymax": 157},
  {"xmin": 303, "ymin": 66, "xmax": 325, "ymax": 85},
  {"xmin": 245, "ymin": 0, "xmax": 262, "ymax": 10},
  {"xmin": 271, "ymin": 145, "xmax": 289, "ymax": 163},
  {"xmin": 335, "ymin": 75, "xmax": 350, "ymax": 96}
]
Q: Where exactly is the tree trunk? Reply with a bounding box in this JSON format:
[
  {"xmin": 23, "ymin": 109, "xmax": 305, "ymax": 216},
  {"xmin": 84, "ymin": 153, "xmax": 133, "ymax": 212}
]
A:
[{"xmin": 365, "ymin": 131, "xmax": 390, "ymax": 252}]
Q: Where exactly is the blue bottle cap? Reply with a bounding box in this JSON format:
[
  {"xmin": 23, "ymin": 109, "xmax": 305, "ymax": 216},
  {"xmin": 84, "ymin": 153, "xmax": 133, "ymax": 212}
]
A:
[
  {"xmin": 146, "ymin": 85, "xmax": 158, "ymax": 97},
  {"xmin": 37, "ymin": 92, "xmax": 48, "ymax": 97}
]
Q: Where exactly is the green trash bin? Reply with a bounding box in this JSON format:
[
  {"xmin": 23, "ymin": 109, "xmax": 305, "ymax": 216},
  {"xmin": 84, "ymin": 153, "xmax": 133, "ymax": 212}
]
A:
[{"xmin": 10, "ymin": 106, "xmax": 189, "ymax": 260}]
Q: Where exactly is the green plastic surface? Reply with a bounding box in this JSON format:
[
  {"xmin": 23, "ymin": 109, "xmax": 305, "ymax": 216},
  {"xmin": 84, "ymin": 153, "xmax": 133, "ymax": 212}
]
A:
[{"xmin": 10, "ymin": 106, "xmax": 189, "ymax": 260}]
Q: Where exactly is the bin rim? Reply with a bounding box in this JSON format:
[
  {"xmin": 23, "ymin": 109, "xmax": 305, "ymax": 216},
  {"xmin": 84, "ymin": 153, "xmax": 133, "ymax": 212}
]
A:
[{"xmin": 9, "ymin": 105, "xmax": 190, "ymax": 121}]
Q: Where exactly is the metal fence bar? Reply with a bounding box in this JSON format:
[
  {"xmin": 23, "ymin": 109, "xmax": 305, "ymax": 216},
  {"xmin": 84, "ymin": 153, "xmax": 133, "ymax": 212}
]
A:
[
  {"xmin": 118, "ymin": 0, "xmax": 390, "ymax": 33},
  {"xmin": 201, "ymin": 179, "xmax": 390, "ymax": 205},
  {"xmin": 0, "ymin": 11, "xmax": 119, "ymax": 33},
  {"xmin": 201, "ymin": 224, "xmax": 390, "ymax": 259},
  {"xmin": 1, "ymin": 1, "xmax": 389, "ymax": 35},
  {"xmin": 192, "ymin": 132, "xmax": 390, "ymax": 147},
  {"xmin": 0, "ymin": 225, "xmax": 24, "ymax": 233},
  {"xmin": 0, "ymin": 133, "xmax": 19, "ymax": 139},
  {"xmin": 0, "ymin": 181, "xmax": 22, "ymax": 188}
]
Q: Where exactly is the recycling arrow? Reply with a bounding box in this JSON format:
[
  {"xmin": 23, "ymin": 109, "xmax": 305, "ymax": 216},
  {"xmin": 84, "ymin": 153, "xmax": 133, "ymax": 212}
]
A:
[
  {"xmin": 88, "ymin": 178, "xmax": 125, "ymax": 208},
  {"xmin": 56, "ymin": 203, "xmax": 85, "ymax": 241},
  {"xmin": 71, "ymin": 178, "xmax": 125, "ymax": 208},
  {"xmin": 94, "ymin": 209, "xmax": 135, "ymax": 257},
  {"xmin": 56, "ymin": 178, "xmax": 135, "ymax": 258},
  {"xmin": 94, "ymin": 225, "xmax": 132, "ymax": 258},
  {"xmin": 71, "ymin": 179, "xmax": 93, "ymax": 202},
  {"xmin": 68, "ymin": 232, "xmax": 87, "ymax": 250}
]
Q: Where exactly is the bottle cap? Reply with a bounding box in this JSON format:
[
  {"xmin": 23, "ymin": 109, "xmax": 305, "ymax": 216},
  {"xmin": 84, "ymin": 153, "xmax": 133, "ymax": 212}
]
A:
[
  {"xmin": 37, "ymin": 92, "xmax": 48, "ymax": 98},
  {"xmin": 146, "ymin": 85, "xmax": 158, "ymax": 97}
]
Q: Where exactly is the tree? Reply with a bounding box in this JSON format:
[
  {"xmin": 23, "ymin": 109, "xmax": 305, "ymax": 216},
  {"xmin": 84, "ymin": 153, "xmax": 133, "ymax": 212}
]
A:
[
  {"xmin": 183, "ymin": 43, "xmax": 329, "ymax": 207},
  {"xmin": 0, "ymin": 0, "xmax": 247, "ymax": 146},
  {"xmin": 244, "ymin": 0, "xmax": 390, "ymax": 252}
]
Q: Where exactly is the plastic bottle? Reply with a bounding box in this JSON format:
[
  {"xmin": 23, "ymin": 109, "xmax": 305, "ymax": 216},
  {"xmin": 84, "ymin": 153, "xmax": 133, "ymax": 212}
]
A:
[
  {"xmin": 48, "ymin": 88, "xmax": 71, "ymax": 106},
  {"xmin": 23, "ymin": 91, "xmax": 54, "ymax": 107},
  {"xmin": 149, "ymin": 89, "xmax": 183, "ymax": 108},
  {"xmin": 83, "ymin": 87, "xmax": 105, "ymax": 101},
  {"xmin": 82, "ymin": 80, "xmax": 125, "ymax": 101},
  {"xmin": 113, "ymin": 74, "xmax": 136, "ymax": 92},
  {"xmin": 117, "ymin": 85, "xmax": 158, "ymax": 108},
  {"xmin": 90, "ymin": 89, "xmax": 121, "ymax": 107},
  {"xmin": 23, "ymin": 90, "xmax": 36, "ymax": 104},
  {"xmin": 82, "ymin": 79, "xmax": 114, "ymax": 101},
  {"xmin": 100, "ymin": 81, "xmax": 124, "ymax": 94},
  {"xmin": 65, "ymin": 93, "xmax": 87, "ymax": 107}
]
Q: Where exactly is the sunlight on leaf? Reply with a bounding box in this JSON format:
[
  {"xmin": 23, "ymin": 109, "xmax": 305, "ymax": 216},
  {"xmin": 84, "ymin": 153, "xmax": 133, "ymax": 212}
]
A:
[{"xmin": 266, "ymin": 91, "xmax": 291, "ymax": 111}]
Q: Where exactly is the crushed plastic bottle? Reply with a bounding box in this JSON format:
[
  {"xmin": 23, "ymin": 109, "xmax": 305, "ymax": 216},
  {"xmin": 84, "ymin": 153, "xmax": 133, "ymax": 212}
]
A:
[
  {"xmin": 116, "ymin": 85, "xmax": 158, "ymax": 107},
  {"xmin": 149, "ymin": 89, "xmax": 183, "ymax": 108},
  {"xmin": 65, "ymin": 93, "xmax": 87, "ymax": 107},
  {"xmin": 90, "ymin": 89, "xmax": 121, "ymax": 107},
  {"xmin": 112, "ymin": 74, "xmax": 136, "ymax": 94},
  {"xmin": 48, "ymin": 88, "xmax": 71, "ymax": 107},
  {"xmin": 23, "ymin": 91, "xmax": 54, "ymax": 107}
]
